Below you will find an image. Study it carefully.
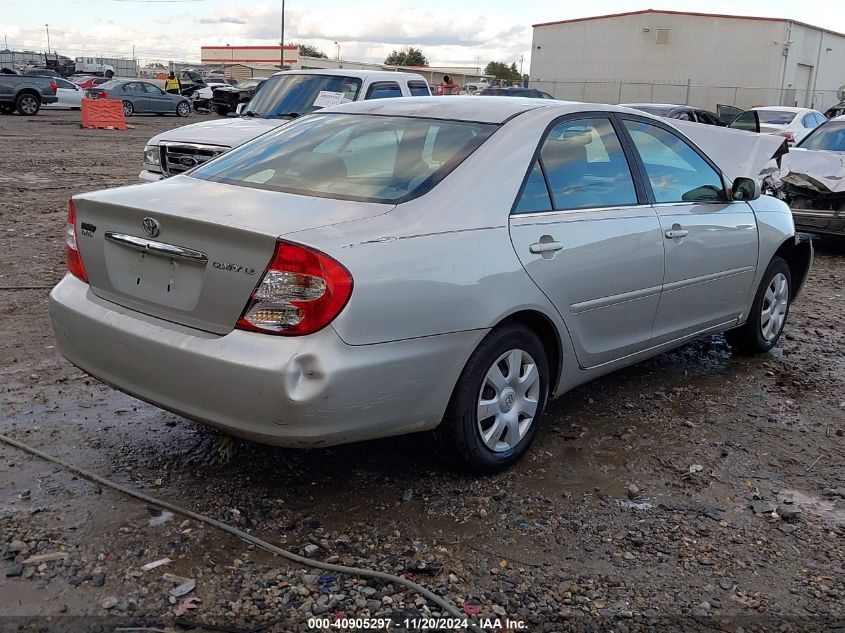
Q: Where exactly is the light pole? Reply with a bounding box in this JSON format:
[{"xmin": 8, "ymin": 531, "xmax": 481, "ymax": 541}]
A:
[
  {"xmin": 334, "ymin": 41, "xmax": 340, "ymax": 61},
  {"xmin": 279, "ymin": 0, "xmax": 285, "ymax": 68},
  {"xmin": 45, "ymin": 24, "xmax": 50, "ymax": 55}
]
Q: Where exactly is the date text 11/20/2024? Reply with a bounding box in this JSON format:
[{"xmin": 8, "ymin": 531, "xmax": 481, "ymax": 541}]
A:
[{"xmin": 307, "ymin": 617, "xmax": 528, "ymax": 630}]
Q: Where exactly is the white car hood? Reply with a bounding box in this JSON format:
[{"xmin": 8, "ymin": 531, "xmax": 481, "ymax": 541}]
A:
[{"xmin": 148, "ymin": 116, "xmax": 287, "ymax": 149}]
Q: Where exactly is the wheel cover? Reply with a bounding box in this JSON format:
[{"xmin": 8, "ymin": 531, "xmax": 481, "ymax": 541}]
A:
[
  {"xmin": 178, "ymin": 102, "xmax": 189, "ymax": 116},
  {"xmin": 123, "ymin": 101, "xmax": 132, "ymax": 115},
  {"xmin": 476, "ymin": 349, "xmax": 541, "ymax": 453},
  {"xmin": 21, "ymin": 96, "xmax": 37, "ymax": 114},
  {"xmin": 761, "ymin": 272, "xmax": 789, "ymax": 342}
]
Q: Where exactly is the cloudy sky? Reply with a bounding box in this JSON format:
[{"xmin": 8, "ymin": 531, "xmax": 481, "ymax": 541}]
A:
[{"xmin": 1, "ymin": 0, "xmax": 841, "ymax": 69}]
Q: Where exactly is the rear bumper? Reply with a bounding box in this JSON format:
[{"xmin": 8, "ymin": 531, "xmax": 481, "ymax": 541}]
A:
[
  {"xmin": 49, "ymin": 275, "xmax": 481, "ymax": 447},
  {"xmin": 139, "ymin": 169, "xmax": 165, "ymax": 182}
]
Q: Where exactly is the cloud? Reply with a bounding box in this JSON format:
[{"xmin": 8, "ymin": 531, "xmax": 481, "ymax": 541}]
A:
[{"xmin": 198, "ymin": 16, "xmax": 247, "ymax": 25}]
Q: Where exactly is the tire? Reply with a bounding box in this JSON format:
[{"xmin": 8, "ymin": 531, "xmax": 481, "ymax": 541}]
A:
[
  {"xmin": 726, "ymin": 256, "xmax": 791, "ymax": 354},
  {"xmin": 434, "ymin": 324, "xmax": 549, "ymax": 473},
  {"xmin": 122, "ymin": 100, "xmax": 134, "ymax": 116},
  {"xmin": 176, "ymin": 101, "xmax": 191, "ymax": 117},
  {"xmin": 15, "ymin": 93, "xmax": 40, "ymax": 116},
  {"xmin": 215, "ymin": 105, "xmax": 229, "ymax": 116},
  {"xmin": 105, "ymin": 70, "xmax": 114, "ymax": 79}
]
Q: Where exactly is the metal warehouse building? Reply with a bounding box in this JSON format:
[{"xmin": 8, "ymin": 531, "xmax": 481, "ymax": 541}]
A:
[{"xmin": 529, "ymin": 9, "xmax": 845, "ymax": 111}]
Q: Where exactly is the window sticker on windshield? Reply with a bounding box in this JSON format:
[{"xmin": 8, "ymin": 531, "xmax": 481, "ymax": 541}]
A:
[{"xmin": 313, "ymin": 91, "xmax": 345, "ymax": 108}]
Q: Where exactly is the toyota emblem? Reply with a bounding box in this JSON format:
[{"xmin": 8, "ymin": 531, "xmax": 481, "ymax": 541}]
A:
[{"xmin": 142, "ymin": 217, "xmax": 160, "ymax": 238}]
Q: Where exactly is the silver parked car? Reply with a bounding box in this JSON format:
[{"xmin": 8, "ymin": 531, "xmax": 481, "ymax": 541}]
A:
[{"xmin": 50, "ymin": 98, "xmax": 812, "ymax": 471}]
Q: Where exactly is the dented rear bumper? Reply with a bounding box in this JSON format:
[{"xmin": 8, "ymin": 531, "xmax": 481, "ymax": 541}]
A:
[{"xmin": 49, "ymin": 274, "xmax": 482, "ymax": 447}]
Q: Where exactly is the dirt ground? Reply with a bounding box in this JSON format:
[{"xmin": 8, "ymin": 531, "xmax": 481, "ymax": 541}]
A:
[{"xmin": 1, "ymin": 110, "xmax": 844, "ymax": 632}]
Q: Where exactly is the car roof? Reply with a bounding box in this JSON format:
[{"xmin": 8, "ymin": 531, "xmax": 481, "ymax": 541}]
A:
[
  {"xmin": 270, "ymin": 69, "xmax": 428, "ymax": 82},
  {"xmin": 621, "ymin": 102, "xmax": 683, "ymax": 108},
  {"xmin": 322, "ymin": 96, "xmax": 618, "ymax": 124},
  {"xmin": 752, "ymin": 106, "xmax": 810, "ymax": 112}
]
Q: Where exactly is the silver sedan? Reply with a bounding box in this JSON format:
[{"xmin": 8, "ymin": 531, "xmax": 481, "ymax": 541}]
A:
[{"xmin": 50, "ymin": 97, "xmax": 812, "ymax": 471}]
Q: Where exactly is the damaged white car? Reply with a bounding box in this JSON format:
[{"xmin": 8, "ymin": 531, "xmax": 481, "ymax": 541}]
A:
[{"xmin": 764, "ymin": 116, "xmax": 845, "ymax": 237}]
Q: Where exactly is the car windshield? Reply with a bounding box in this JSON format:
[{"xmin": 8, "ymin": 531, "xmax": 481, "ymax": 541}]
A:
[
  {"xmin": 243, "ymin": 74, "xmax": 364, "ymax": 119},
  {"xmin": 190, "ymin": 113, "xmax": 495, "ymax": 203},
  {"xmin": 797, "ymin": 122, "xmax": 845, "ymax": 152},
  {"xmin": 236, "ymin": 79, "xmax": 262, "ymax": 89},
  {"xmin": 756, "ymin": 110, "xmax": 798, "ymax": 125}
]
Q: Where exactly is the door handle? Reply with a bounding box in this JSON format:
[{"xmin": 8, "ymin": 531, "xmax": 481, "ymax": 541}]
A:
[
  {"xmin": 529, "ymin": 241, "xmax": 564, "ymax": 254},
  {"xmin": 664, "ymin": 229, "xmax": 689, "ymax": 239}
]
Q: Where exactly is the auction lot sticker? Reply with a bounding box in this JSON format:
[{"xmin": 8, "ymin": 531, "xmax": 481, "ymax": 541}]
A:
[{"xmin": 313, "ymin": 91, "xmax": 345, "ymax": 107}]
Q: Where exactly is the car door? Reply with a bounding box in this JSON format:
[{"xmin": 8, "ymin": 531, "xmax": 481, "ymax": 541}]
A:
[
  {"xmin": 142, "ymin": 82, "xmax": 171, "ymax": 112},
  {"xmin": 509, "ymin": 115, "xmax": 664, "ymax": 368},
  {"xmin": 57, "ymin": 78, "xmax": 82, "ymax": 108},
  {"xmin": 619, "ymin": 116, "xmax": 758, "ymax": 344},
  {"xmin": 122, "ymin": 82, "xmax": 148, "ymax": 112},
  {"xmin": 727, "ymin": 110, "xmax": 760, "ymax": 133}
]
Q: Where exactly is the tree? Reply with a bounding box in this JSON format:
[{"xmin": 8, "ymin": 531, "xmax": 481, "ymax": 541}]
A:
[
  {"xmin": 298, "ymin": 44, "xmax": 327, "ymax": 59},
  {"xmin": 384, "ymin": 47, "xmax": 428, "ymax": 67},
  {"xmin": 483, "ymin": 61, "xmax": 522, "ymax": 84}
]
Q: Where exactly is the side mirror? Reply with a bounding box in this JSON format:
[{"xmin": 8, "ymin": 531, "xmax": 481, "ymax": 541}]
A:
[
  {"xmin": 236, "ymin": 102, "xmax": 247, "ymax": 115},
  {"xmin": 731, "ymin": 177, "xmax": 761, "ymax": 201}
]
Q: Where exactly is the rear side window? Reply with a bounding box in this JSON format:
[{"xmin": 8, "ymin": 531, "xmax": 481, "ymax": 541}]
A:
[
  {"xmin": 801, "ymin": 113, "xmax": 818, "ymax": 128},
  {"xmin": 623, "ymin": 120, "xmax": 725, "ymax": 203},
  {"xmin": 538, "ymin": 117, "xmax": 637, "ymax": 211},
  {"xmin": 366, "ymin": 82, "xmax": 402, "ymax": 99},
  {"xmin": 190, "ymin": 114, "xmax": 495, "ymax": 204},
  {"xmin": 408, "ymin": 81, "xmax": 430, "ymax": 96},
  {"xmin": 514, "ymin": 163, "xmax": 552, "ymax": 213}
]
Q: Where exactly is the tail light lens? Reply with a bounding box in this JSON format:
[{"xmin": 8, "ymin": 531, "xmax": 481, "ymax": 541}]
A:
[
  {"xmin": 236, "ymin": 240, "xmax": 353, "ymax": 336},
  {"xmin": 100, "ymin": 90, "xmax": 108, "ymax": 99},
  {"xmin": 50, "ymin": 81, "xmax": 57, "ymax": 94},
  {"xmin": 780, "ymin": 131, "xmax": 796, "ymax": 143},
  {"xmin": 65, "ymin": 200, "xmax": 88, "ymax": 282}
]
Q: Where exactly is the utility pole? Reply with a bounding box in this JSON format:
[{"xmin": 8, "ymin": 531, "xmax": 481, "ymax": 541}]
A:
[
  {"xmin": 519, "ymin": 54, "xmax": 524, "ymax": 75},
  {"xmin": 334, "ymin": 41, "xmax": 340, "ymax": 61},
  {"xmin": 45, "ymin": 24, "xmax": 50, "ymax": 55},
  {"xmin": 279, "ymin": 0, "xmax": 285, "ymax": 68}
]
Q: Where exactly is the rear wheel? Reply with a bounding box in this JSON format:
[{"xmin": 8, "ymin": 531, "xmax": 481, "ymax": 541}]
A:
[
  {"xmin": 16, "ymin": 93, "xmax": 40, "ymax": 115},
  {"xmin": 176, "ymin": 101, "xmax": 191, "ymax": 117},
  {"xmin": 122, "ymin": 100, "xmax": 134, "ymax": 116},
  {"xmin": 435, "ymin": 324, "xmax": 549, "ymax": 473},
  {"xmin": 726, "ymin": 256, "xmax": 791, "ymax": 354}
]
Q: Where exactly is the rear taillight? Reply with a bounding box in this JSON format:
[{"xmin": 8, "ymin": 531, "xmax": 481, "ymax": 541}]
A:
[
  {"xmin": 65, "ymin": 200, "xmax": 88, "ymax": 282},
  {"xmin": 100, "ymin": 90, "xmax": 108, "ymax": 99},
  {"xmin": 780, "ymin": 131, "xmax": 796, "ymax": 143},
  {"xmin": 50, "ymin": 81, "xmax": 57, "ymax": 94},
  {"xmin": 236, "ymin": 240, "xmax": 353, "ymax": 336}
]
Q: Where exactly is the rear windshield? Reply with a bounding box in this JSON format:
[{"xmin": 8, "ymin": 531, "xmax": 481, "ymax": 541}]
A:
[
  {"xmin": 756, "ymin": 110, "xmax": 798, "ymax": 125},
  {"xmin": 190, "ymin": 113, "xmax": 495, "ymax": 204},
  {"xmin": 243, "ymin": 74, "xmax": 363, "ymax": 119},
  {"xmin": 95, "ymin": 80, "xmax": 122, "ymax": 90},
  {"xmin": 797, "ymin": 122, "xmax": 845, "ymax": 152}
]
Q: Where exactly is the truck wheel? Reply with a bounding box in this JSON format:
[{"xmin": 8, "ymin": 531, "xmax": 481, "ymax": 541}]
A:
[
  {"xmin": 726, "ymin": 256, "xmax": 791, "ymax": 354},
  {"xmin": 16, "ymin": 93, "xmax": 40, "ymax": 116},
  {"xmin": 215, "ymin": 106, "xmax": 229, "ymax": 116},
  {"xmin": 105, "ymin": 70, "xmax": 114, "ymax": 79}
]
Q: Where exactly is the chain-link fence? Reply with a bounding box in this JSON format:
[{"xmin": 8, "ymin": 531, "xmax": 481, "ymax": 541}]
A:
[{"xmin": 526, "ymin": 79, "xmax": 841, "ymax": 113}]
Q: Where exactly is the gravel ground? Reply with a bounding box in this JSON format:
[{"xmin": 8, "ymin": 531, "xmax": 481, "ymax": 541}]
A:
[{"xmin": 1, "ymin": 110, "xmax": 844, "ymax": 632}]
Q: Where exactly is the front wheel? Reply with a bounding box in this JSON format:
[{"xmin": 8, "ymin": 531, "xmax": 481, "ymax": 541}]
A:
[
  {"xmin": 435, "ymin": 324, "xmax": 549, "ymax": 473},
  {"xmin": 176, "ymin": 101, "xmax": 191, "ymax": 117},
  {"xmin": 726, "ymin": 256, "xmax": 791, "ymax": 354},
  {"xmin": 215, "ymin": 105, "xmax": 229, "ymax": 116},
  {"xmin": 122, "ymin": 100, "xmax": 134, "ymax": 116}
]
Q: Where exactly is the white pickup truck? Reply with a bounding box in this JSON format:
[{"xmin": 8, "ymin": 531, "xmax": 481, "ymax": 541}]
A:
[{"xmin": 140, "ymin": 69, "xmax": 431, "ymax": 181}]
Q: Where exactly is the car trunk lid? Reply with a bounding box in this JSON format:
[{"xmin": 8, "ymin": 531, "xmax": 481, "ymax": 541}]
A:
[{"xmin": 73, "ymin": 176, "xmax": 390, "ymax": 334}]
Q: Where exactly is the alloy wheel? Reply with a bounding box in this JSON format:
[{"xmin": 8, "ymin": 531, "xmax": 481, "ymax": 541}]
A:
[
  {"xmin": 760, "ymin": 272, "xmax": 789, "ymax": 341},
  {"xmin": 20, "ymin": 96, "xmax": 38, "ymax": 115},
  {"xmin": 476, "ymin": 349, "xmax": 541, "ymax": 452}
]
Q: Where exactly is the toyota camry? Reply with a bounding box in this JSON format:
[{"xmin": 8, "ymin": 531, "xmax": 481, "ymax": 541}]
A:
[{"xmin": 50, "ymin": 97, "xmax": 812, "ymax": 471}]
